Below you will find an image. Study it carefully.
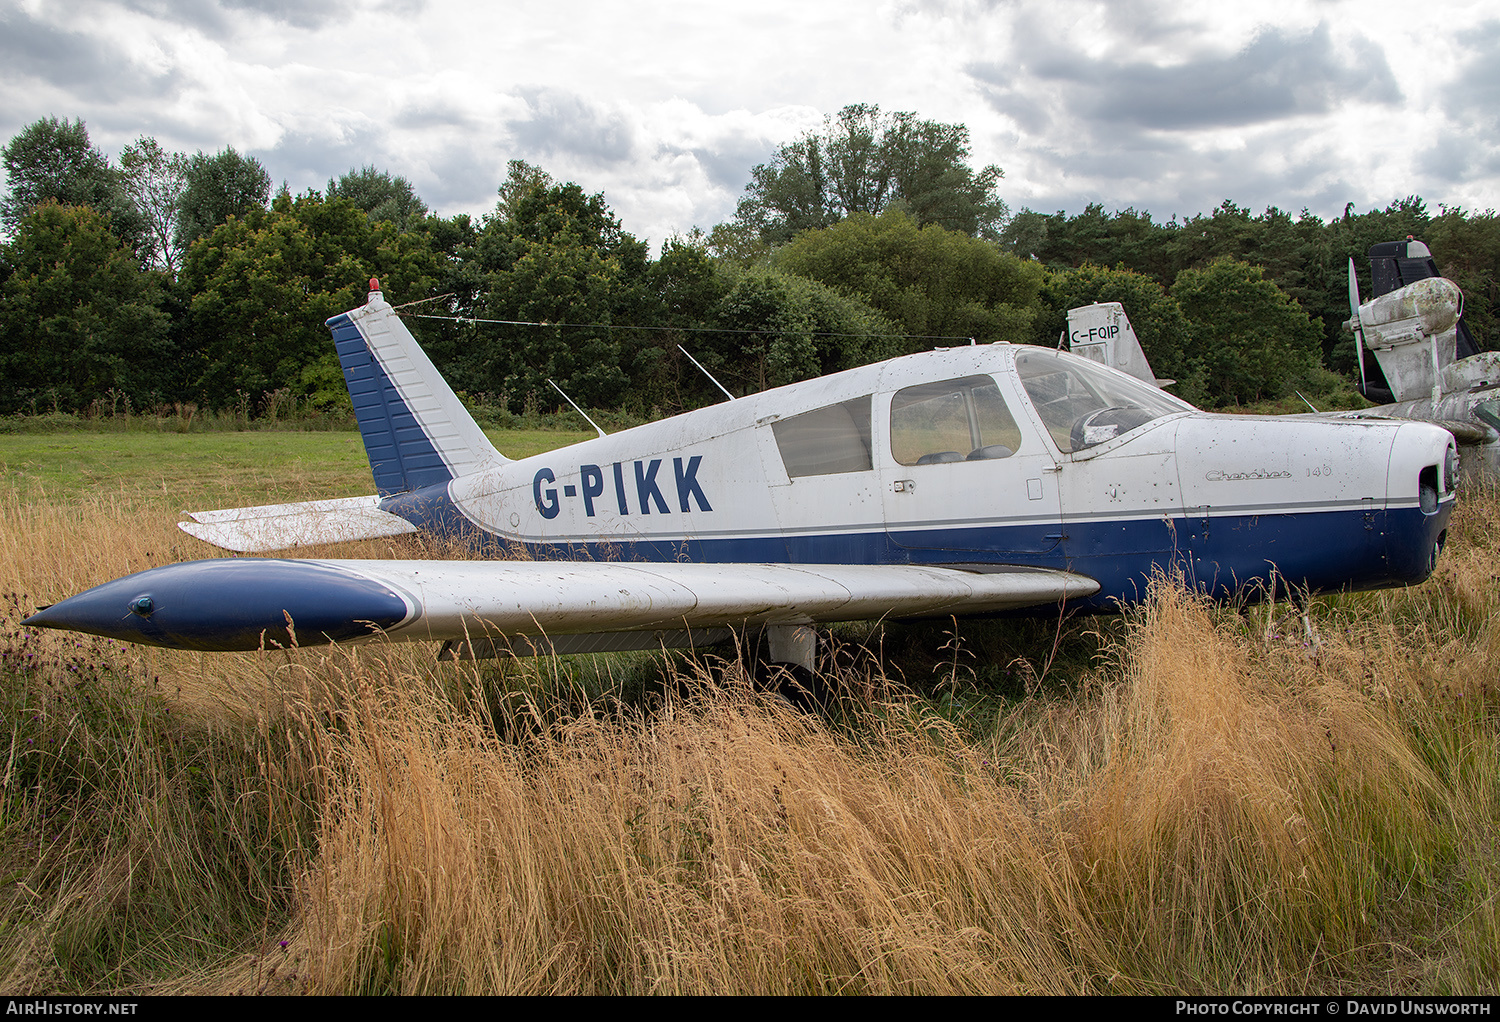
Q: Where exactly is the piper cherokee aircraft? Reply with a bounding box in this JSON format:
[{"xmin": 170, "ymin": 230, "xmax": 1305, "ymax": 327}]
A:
[{"xmin": 23, "ymin": 280, "xmax": 1458, "ymax": 670}]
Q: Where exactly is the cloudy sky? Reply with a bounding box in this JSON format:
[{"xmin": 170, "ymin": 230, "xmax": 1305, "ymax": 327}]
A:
[{"xmin": 3, "ymin": 0, "xmax": 1497, "ymax": 249}]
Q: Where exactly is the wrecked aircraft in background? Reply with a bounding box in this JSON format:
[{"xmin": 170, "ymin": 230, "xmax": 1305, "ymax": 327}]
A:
[
  {"xmin": 1343, "ymin": 239, "xmax": 1500, "ymax": 482},
  {"xmin": 1065, "ymin": 239, "xmax": 1500, "ymax": 484}
]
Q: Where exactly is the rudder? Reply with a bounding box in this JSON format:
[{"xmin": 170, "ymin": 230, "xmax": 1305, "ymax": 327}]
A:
[{"xmin": 327, "ymin": 281, "xmax": 505, "ymax": 496}]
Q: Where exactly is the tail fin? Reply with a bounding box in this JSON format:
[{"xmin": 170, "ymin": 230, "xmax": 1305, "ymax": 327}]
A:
[
  {"xmin": 1065, "ymin": 302, "xmax": 1175, "ymax": 389},
  {"xmin": 326, "ymin": 281, "xmax": 506, "ymax": 496}
]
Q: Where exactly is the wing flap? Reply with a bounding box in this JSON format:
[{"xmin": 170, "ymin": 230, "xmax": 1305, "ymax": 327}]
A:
[{"xmin": 179, "ymin": 495, "xmax": 418, "ymax": 553}]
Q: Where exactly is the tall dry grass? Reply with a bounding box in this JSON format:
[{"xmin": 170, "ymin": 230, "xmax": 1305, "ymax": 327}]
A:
[{"xmin": 0, "ymin": 483, "xmax": 1496, "ymax": 993}]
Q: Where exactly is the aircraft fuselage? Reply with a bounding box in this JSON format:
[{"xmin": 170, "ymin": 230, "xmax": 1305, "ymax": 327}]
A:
[{"xmin": 376, "ymin": 342, "xmax": 1455, "ymax": 609}]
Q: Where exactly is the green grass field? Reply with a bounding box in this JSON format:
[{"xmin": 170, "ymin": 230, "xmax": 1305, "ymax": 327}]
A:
[{"xmin": 0, "ymin": 428, "xmax": 594, "ymax": 507}]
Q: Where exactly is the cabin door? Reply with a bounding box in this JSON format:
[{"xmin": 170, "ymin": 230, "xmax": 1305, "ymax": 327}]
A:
[{"xmin": 878, "ymin": 370, "xmax": 1064, "ymax": 558}]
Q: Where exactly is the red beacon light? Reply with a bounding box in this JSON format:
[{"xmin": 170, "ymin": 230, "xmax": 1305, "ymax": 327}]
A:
[{"xmin": 367, "ymin": 277, "xmax": 383, "ymax": 303}]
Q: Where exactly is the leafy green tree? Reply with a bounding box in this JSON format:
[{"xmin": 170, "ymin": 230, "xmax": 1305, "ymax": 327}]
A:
[
  {"xmin": 735, "ymin": 134, "xmax": 835, "ymax": 244},
  {"xmin": 882, "ymin": 110, "xmax": 1007, "ymax": 238},
  {"xmin": 398, "ymin": 210, "xmax": 479, "ymax": 384},
  {"xmin": 176, "ymin": 147, "xmax": 272, "ymax": 252},
  {"xmin": 327, "ymin": 165, "xmax": 429, "ymax": 230},
  {"xmin": 703, "ymin": 269, "xmax": 898, "ymax": 395},
  {"xmin": 1428, "ymin": 206, "xmax": 1500, "ymax": 352},
  {"xmin": 0, "ymin": 201, "xmax": 173, "ymax": 413},
  {"xmin": 1008, "ymin": 199, "xmax": 1401, "ymax": 371},
  {"xmin": 705, "ymin": 271, "xmax": 820, "ymax": 392},
  {"xmin": 1, "ymin": 117, "xmax": 148, "ymax": 256},
  {"xmin": 2, "ymin": 117, "xmax": 108, "ymax": 230},
  {"xmin": 702, "ymin": 218, "xmax": 771, "ymax": 268},
  {"xmin": 630, "ymin": 236, "xmax": 728, "ymax": 409},
  {"xmin": 734, "ymin": 104, "xmax": 1007, "ymax": 245},
  {"xmin": 463, "ymin": 181, "xmax": 651, "ymax": 411},
  {"xmin": 1171, "ymin": 258, "xmax": 1322, "ymax": 406},
  {"xmin": 1038, "ymin": 264, "xmax": 1206, "ymax": 405},
  {"xmin": 493, "ymin": 160, "xmax": 554, "ymax": 223},
  {"xmin": 774, "ymin": 209, "xmax": 1045, "ymax": 351},
  {"xmin": 1162, "ymin": 201, "xmax": 1264, "ymax": 274},
  {"xmin": 119, "ymin": 136, "xmax": 188, "ymax": 275},
  {"xmin": 1165, "ymin": 198, "xmax": 1439, "ymax": 372},
  {"xmin": 1014, "ymin": 203, "xmax": 1179, "ymax": 283},
  {"xmin": 651, "ymin": 235, "xmax": 723, "ymax": 327},
  {"xmin": 181, "ymin": 191, "xmax": 438, "ymax": 408},
  {"xmin": 997, "ymin": 208, "xmax": 1051, "ymax": 261}
]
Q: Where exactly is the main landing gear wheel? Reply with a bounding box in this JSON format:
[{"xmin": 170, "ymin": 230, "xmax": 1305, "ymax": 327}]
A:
[{"xmin": 738, "ymin": 624, "xmax": 828, "ymax": 710}]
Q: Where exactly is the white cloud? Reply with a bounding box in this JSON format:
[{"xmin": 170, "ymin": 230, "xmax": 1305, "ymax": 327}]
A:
[{"xmin": 2, "ymin": 0, "xmax": 1497, "ymax": 246}]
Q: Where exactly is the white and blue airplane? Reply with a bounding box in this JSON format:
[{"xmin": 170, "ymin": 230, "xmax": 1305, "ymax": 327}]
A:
[{"xmin": 24, "ymin": 280, "xmax": 1459, "ymax": 670}]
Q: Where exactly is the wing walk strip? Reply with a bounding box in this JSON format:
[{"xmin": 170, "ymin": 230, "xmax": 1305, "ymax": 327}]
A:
[{"xmin": 319, "ymin": 559, "xmax": 1100, "ymax": 644}]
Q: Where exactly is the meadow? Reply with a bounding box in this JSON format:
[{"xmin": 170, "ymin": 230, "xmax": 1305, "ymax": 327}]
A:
[{"xmin": 0, "ymin": 426, "xmax": 1496, "ymax": 994}]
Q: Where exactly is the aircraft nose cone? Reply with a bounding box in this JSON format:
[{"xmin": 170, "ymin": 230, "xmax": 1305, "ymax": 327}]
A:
[
  {"xmin": 22, "ymin": 559, "xmax": 413, "ymax": 651},
  {"xmin": 1381, "ymin": 424, "xmax": 1457, "ymax": 585}
]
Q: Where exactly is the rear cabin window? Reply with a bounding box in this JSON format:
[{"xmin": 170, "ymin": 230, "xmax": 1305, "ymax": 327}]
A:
[
  {"xmin": 890, "ymin": 376, "xmax": 1023, "ymax": 466},
  {"xmin": 771, "ymin": 396, "xmax": 873, "ymax": 477}
]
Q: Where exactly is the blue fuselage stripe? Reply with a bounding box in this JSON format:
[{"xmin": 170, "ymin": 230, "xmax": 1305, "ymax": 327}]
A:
[{"xmin": 379, "ymin": 488, "xmax": 1452, "ymax": 609}]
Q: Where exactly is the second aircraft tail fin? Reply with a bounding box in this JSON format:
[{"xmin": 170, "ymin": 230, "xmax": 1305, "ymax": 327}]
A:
[{"xmin": 1065, "ymin": 302, "xmax": 1175, "ymax": 389}]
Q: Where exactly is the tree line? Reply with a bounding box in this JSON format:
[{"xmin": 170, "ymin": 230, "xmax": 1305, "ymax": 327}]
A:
[{"xmin": 3, "ymin": 110, "xmax": 1499, "ymax": 420}]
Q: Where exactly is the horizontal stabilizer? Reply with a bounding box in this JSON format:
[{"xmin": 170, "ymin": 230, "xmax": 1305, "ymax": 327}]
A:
[{"xmin": 179, "ymin": 495, "xmax": 418, "ymax": 553}]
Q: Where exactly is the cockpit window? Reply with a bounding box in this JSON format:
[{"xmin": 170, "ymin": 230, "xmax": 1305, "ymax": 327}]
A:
[
  {"xmin": 772, "ymin": 396, "xmax": 873, "ymax": 477},
  {"xmin": 1014, "ymin": 347, "xmax": 1191, "ymax": 452},
  {"xmin": 891, "ymin": 375, "xmax": 1023, "ymax": 466}
]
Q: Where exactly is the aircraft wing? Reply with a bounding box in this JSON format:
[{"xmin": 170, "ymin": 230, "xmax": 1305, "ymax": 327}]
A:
[
  {"xmin": 179, "ymin": 495, "xmax": 418, "ymax": 553},
  {"xmin": 22, "ymin": 558, "xmax": 1100, "ymax": 653}
]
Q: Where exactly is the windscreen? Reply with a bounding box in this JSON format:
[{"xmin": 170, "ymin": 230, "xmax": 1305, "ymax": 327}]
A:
[{"xmin": 1013, "ymin": 347, "xmax": 1192, "ymax": 453}]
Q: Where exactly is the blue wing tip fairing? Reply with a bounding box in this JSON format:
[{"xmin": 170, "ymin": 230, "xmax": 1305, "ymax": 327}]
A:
[{"xmin": 22, "ymin": 559, "xmax": 413, "ymax": 652}]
